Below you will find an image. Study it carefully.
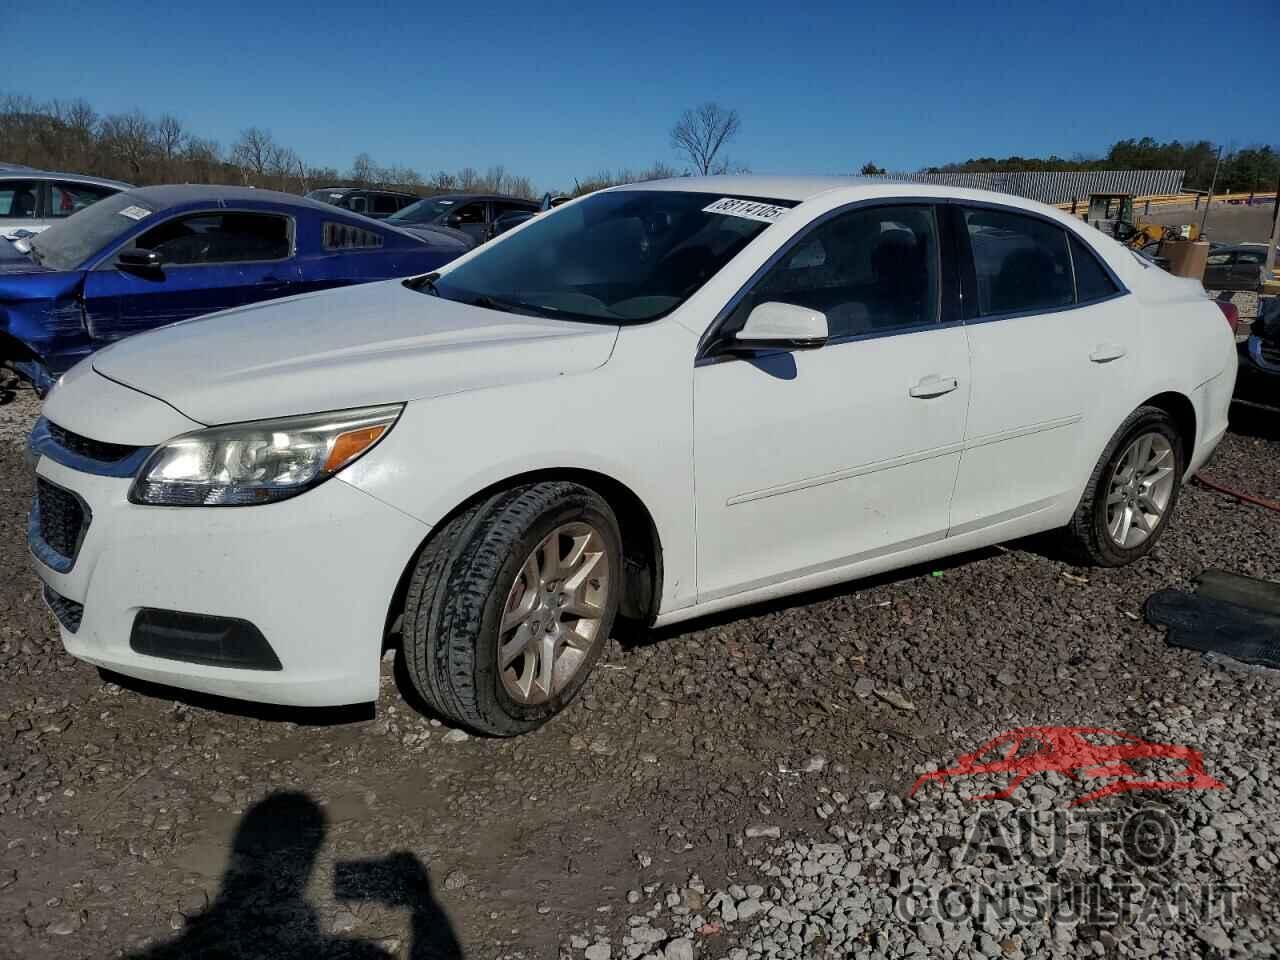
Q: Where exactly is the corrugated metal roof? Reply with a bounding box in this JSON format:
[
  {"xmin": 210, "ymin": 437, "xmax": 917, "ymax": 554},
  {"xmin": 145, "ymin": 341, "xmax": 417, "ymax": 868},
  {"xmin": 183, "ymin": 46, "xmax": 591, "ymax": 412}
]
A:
[{"xmin": 869, "ymin": 170, "xmax": 1185, "ymax": 204}]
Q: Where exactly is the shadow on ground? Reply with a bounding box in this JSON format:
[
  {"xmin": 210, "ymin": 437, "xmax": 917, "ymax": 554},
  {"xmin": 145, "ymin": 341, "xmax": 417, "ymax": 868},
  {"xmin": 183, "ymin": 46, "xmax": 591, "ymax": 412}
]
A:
[{"xmin": 129, "ymin": 791, "xmax": 463, "ymax": 960}]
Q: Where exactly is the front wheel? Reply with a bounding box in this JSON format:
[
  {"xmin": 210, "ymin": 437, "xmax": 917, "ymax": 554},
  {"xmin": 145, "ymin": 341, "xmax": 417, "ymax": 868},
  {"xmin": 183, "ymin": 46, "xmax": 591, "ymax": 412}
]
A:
[
  {"xmin": 401, "ymin": 482, "xmax": 622, "ymax": 736},
  {"xmin": 1062, "ymin": 407, "xmax": 1185, "ymax": 566}
]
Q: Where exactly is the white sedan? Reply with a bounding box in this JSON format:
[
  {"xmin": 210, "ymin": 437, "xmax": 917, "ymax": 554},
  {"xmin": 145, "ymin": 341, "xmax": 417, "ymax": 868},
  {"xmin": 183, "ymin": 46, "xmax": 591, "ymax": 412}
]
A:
[{"xmin": 28, "ymin": 176, "xmax": 1237, "ymax": 735}]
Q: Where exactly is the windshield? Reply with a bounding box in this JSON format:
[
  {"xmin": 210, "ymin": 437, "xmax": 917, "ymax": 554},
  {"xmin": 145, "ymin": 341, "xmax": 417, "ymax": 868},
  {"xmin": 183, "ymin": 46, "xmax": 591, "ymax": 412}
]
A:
[
  {"xmin": 386, "ymin": 197, "xmax": 459, "ymax": 225},
  {"xmin": 28, "ymin": 192, "xmax": 148, "ymax": 271},
  {"xmin": 422, "ymin": 190, "xmax": 794, "ymax": 323}
]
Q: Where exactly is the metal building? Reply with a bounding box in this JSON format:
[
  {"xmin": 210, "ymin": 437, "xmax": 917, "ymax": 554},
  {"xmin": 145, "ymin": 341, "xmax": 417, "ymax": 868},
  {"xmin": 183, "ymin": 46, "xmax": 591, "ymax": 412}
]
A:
[{"xmin": 870, "ymin": 170, "xmax": 1185, "ymax": 205}]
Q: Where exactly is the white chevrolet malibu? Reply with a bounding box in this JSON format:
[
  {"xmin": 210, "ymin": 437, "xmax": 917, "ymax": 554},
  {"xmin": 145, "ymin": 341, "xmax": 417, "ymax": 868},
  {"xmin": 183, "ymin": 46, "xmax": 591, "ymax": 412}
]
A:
[{"xmin": 28, "ymin": 176, "xmax": 1237, "ymax": 735}]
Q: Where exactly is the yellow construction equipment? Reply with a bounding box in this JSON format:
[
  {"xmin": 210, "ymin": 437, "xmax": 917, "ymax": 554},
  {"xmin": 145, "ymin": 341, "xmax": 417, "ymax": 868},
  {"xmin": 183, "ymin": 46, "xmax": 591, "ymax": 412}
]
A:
[{"xmin": 1081, "ymin": 192, "xmax": 1199, "ymax": 249}]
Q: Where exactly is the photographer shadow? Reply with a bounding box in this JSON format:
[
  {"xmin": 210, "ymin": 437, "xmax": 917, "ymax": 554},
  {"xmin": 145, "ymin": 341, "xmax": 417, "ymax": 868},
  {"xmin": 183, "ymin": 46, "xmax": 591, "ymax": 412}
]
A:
[{"xmin": 130, "ymin": 791, "xmax": 463, "ymax": 960}]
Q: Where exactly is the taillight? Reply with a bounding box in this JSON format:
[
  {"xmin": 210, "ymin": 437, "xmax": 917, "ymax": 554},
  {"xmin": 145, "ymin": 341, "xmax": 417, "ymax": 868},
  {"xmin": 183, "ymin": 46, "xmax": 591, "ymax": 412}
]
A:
[{"xmin": 1215, "ymin": 300, "xmax": 1240, "ymax": 334}]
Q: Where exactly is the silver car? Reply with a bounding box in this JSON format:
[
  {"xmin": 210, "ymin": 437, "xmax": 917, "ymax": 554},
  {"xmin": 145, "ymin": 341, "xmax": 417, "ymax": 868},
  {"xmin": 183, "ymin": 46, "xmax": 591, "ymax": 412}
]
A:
[{"xmin": 0, "ymin": 166, "xmax": 131, "ymax": 239}]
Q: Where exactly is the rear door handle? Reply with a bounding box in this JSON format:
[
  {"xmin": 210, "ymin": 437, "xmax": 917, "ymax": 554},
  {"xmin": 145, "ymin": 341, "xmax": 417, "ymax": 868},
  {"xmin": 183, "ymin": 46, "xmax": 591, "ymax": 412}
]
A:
[
  {"xmin": 1090, "ymin": 343, "xmax": 1128, "ymax": 363},
  {"xmin": 909, "ymin": 375, "xmax": 960, "ymax": 399}
]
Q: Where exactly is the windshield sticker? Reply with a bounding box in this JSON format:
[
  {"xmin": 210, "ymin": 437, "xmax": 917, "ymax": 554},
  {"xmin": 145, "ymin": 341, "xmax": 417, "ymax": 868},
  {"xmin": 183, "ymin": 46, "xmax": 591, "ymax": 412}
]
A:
[
  {"xmin": 703, "ymin": 197, "xmax": 789, "ymax": 224},
  {"xmin": 118, "ymin": 205, "xmax": 152, "ymax": 221}
]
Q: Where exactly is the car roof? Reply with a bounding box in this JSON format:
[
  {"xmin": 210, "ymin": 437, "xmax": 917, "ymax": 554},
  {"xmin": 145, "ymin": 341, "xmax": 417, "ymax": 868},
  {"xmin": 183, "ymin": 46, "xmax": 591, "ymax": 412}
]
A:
[
  {"xmin": 424, "ymin": 193, "xmax": 538, "ymax": 204},
  {"xmin": 610, "ymin": 174, "xmax": 1095, "ymax": 220},
  {"xmin": 0, "ymin": 168, "xmax": 132, "ymax": 189},
  {"xmin": 311, "ymin": 186, "xmax": 420, "ymax": 198}
]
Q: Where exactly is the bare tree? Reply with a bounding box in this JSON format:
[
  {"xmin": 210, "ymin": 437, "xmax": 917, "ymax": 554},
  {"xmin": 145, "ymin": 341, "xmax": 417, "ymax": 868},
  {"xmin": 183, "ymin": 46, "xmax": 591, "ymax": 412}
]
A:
[
  {"xmin": 182, "ymin": 137, "xmax": 222, "ymax": 183},
  {"xmin": 230, "ymin": 127, "xmax": 278, "ymax": 183},
  {"xmin": 349, "ymin": 153, "xmax": 377, "ymax": 186},
  {"xmin": 99, "ymin": 110, "xmax": 157, "ymax": 182},
  {"xmin": 670, "ymin": 103, "xmax": 740, "ymax": 176}
]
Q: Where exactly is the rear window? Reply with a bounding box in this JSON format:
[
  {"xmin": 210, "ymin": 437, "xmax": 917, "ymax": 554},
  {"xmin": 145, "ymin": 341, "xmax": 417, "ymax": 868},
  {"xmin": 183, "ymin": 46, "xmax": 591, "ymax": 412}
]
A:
[
  {"xmin": 1069, "ymin": 234, "xmax": 1120, "ymax": 302},
  {"xmin": 323, "ymin": 222, "xmax": 385, "ymax": 251},
  {"xmin": 50, "ymin": 182, "xmax": 117, "ymax": 218},
  {"xmin": 962, "ymin": 208, "xmax": 1073, "ymax": 316}
]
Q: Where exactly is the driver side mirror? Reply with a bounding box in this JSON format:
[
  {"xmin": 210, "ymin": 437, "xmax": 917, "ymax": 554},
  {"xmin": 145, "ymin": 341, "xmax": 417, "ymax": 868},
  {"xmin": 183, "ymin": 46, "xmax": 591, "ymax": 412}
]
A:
[
  {"xmin": 116, "ymin": 248, "xmax": 164, "ymax": 272},
  {"xmin": 730, "ymin": 302, "xmax": 828, "ymax": 351}
]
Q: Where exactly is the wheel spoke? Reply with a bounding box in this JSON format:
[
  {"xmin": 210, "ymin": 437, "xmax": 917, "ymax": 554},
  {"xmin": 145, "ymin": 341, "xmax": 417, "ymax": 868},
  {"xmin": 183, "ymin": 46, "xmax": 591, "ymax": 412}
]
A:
[
  {"xmin": 1138, "ymin": 494, "xmax": 1162, "ymax": 519},
  {"xmin": 1135, "ymin": 434, "xmax": 1153, "ymax": 470},
  {"xmin": 562, "ymin": 532, "xmax": 593, "ymax": 573},
  {"xmin": 1132, "ymin": 508, "xmax": 1152, "ymax": 534},
  {"xmin": 1142, "ymin": 465, "xmax": 1173, "ymax": 488},
  {"xmin": 535, "ymin": 634, "xmax": 557, "ymax": 697},
  {"xmin": 1107, "ymin": 489, "xmax": 1126, "ymax": 506},
  {"xmin": 538, "ymin": 536, "xmax": 561, "ymax": 583},
  {"xmin": 501, "ymin": 590, "xmax": 537, "ymax": 634},
  {"xmin": 499, "ymin": 624, "xmax": 533, "ymax": 669},
  {"xmin": 1109, "ymin": 505, "xmax": 1129, "ymax": 543}
]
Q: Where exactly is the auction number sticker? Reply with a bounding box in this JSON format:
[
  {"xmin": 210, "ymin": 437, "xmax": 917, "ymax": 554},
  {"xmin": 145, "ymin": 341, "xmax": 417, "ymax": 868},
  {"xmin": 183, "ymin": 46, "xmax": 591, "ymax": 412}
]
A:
[
  {"xmin": 118, "ymin": 205, "xmax": 152, "ymax": 221},
  {"xmin": 702, "ymin": 197, "xmax": 789, "ymax": 224}
]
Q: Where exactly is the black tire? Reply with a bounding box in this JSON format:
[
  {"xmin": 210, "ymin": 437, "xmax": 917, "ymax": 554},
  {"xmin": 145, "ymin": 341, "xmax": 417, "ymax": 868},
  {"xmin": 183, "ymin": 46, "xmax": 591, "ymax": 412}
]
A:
[
  {"xmin": 401, "ymin": 482, "xmax": 623, "ymax": 736},
  {"xmin": 1061, "ymin": 406, "xmax": 1185, "ymax": 567}
]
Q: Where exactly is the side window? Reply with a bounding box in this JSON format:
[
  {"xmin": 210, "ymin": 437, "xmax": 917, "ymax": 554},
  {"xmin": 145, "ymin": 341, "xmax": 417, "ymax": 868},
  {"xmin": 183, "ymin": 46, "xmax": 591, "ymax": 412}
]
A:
[
  {"xmin": 50, "ymin": 182, "xmax": 116, "ymax": 218},
  {"xmin": 323, "ymin": 222, "xmax": 385, "ymax": 251},
  {"xmin": 726, "ymin": 204, "xmax": 939, "ymax": 340},
  {"xmin": 347, "ymin": 195, "xmax": 368, "ymax": 214},
  {"xmin": 0, "ymin": 180, "xmax": 40, "ymax": 219},
  {"xmin": 135, "ymin": 213, "xmax": 291, "ymax": 265},
  {"xmin": 1205, "ymin": 252, "xmax": 1233, "ymax": 266},
  {"xmin": 962, "ymin": 207, "xmax": 1073, "ymax": 316},
  {"xmin": 452, "ymin": 202, "xmax": 486, "ymax": 225},
  {"xmin": 371, "ymin": 194, "xmax": 401, "ymax": 216},
  {"xmin": 1235, "ymin": 251, "xmax": 1265, "ymax": 265},
  {"xmin": 1069, "ymin": 234, "xmax": 1120, "ymax": 303}
]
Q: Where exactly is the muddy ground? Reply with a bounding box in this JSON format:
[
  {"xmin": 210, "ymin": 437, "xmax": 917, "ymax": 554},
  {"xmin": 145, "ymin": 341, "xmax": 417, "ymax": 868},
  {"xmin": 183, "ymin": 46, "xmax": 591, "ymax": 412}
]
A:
[{"xmin": 1, "ymin": 384, "xmax": 1278, "ymax": 960}]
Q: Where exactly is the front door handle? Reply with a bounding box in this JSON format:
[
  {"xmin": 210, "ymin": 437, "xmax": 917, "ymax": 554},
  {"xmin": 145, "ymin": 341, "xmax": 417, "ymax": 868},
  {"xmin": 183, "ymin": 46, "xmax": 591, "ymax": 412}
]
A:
[
  {"xmin": 1090, "ymin": 343, "xmax": 1128, "ymax": 363},
  {"xmin": 909, "ymin": 375, "xmax": 960, "ymax": 399}
]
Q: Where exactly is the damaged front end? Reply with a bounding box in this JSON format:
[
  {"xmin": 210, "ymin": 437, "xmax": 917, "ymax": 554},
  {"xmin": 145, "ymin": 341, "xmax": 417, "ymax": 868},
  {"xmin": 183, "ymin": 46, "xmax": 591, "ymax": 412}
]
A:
[{"xmin": 0, "ymin": 270, "xmax": 91, "ymax": 396}]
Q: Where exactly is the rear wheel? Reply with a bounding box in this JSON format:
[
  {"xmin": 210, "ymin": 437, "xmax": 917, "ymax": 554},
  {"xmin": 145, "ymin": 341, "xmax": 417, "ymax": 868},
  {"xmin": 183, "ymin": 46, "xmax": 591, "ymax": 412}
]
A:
[
  {"xmin": 1062, "ymin": 406, "xmax": 1185, "ymax": 566},
  {"xmin": 401, "ymin": 482, "xmax": 622, "ymax": 736}
]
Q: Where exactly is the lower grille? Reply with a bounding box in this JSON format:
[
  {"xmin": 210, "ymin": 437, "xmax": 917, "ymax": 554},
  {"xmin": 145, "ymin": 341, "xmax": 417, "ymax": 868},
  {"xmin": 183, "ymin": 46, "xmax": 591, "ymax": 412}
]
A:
[
  {"xmin": 34, "ymin": 477, "xmax": 89, "ymax": 566},
  {"xmin": 43, "ymin": 584, "xmax": 84, "ymax": 633}
]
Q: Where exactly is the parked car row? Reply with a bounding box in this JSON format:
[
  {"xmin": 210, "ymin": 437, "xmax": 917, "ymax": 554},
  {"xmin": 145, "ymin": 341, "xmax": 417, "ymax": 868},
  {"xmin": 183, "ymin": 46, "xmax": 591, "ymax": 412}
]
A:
[
  {"xmin": 25, "ymin": 175, "xmax": 1236, "ymax": 738},
  {"xmin": 1, "ymin": 185, "xmax": 469, "ymax": 392}
]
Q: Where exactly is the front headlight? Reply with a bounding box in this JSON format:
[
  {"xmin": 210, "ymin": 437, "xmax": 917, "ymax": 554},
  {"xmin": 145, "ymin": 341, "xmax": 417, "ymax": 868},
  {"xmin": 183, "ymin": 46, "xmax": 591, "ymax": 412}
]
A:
[{"xmin": 129, "ymin": 404, "xmax": 403, "ymax": 506}]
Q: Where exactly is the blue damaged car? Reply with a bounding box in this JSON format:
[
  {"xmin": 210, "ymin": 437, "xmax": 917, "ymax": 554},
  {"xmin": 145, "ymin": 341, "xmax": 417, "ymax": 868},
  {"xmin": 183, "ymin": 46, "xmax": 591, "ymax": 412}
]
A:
[{"xmin": 0, "ymin": 184, "xmax": 473, "ymax": 393}]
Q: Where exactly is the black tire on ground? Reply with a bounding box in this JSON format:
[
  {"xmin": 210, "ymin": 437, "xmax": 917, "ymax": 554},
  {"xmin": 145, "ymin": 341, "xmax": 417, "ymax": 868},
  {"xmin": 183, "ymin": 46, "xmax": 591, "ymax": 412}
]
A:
[
  {"xmin": 401, "ymin": 481, "xmax": 623, "ymax": 736},
  {"xmin": 1061, "ymin": 405, "xmax": 1186, "ymax": 567}
]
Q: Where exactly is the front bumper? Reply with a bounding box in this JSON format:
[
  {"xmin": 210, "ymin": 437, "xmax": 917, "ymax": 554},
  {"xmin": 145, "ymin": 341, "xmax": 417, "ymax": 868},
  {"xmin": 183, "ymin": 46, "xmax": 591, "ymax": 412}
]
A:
[
  {"xmin": 28, "ymin": 455, "xmax": 429, "ymax": 707},
  {"xmin": 1233, "ymin": 337, "xmax": 1280, "ymax": 412}
]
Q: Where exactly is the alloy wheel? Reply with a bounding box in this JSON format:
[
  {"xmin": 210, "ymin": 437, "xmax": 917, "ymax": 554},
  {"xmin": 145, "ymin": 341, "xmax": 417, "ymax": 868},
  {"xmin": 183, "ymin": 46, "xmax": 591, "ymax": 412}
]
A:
[
  {"xmin": 1105, "ymin": 432, "xmax": 1176, "ymax": 549},
  {"xmin": 497, "ymin": 522, "xmax": 610, "ymax": 704}
]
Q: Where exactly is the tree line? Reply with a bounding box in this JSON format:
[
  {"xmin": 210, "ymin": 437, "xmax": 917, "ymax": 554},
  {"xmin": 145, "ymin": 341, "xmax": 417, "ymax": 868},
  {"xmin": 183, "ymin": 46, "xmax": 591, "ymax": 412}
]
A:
[
  {"xmin": 1, "ymin": 94, "xmax": 748, "ymax": 201},
  {"xmin": 8, "ymin": 90, "xmax": 1272, "ymax": 201},
  {"xmin": 914, "ymin": 138, "xmax": 1280, "ymax": 194},
  {"xmin": 0, "ymin": 93, "xmax": 541, "ymax": 198}
]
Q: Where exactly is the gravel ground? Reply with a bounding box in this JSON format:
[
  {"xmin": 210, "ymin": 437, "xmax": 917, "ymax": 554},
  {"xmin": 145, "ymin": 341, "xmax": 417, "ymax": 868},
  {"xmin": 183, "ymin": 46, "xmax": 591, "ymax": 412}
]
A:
[{"xmin": 0, "ymin": 381, "xmax": 1277, "ymax": 960}]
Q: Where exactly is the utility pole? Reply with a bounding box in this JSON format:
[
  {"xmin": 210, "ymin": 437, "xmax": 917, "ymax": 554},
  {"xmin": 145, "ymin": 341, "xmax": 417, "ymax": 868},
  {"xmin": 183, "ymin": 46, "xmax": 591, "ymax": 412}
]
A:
[
  {"xmin": 1266, "ymin": 172, "xmax": 1280, "ymax": 281},
  {"xmin": 1199, "ymin": 145, "xmax": 1224, "ymax": 237}
]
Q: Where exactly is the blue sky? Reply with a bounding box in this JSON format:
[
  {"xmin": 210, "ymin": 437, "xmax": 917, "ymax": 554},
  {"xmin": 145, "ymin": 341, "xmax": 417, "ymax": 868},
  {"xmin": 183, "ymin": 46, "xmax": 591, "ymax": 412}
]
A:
[{"xmin": 12, "ymin": 0, "xmax": 1277, "ymax": 191}]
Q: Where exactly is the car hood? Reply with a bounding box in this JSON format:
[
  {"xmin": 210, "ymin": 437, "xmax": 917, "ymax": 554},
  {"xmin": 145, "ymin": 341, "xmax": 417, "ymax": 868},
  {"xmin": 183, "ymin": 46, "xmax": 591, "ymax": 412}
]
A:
[
  {"xmin": 390, "ymin": 223, "xmax": 476, "ymax": 248},
  {"xmin": 91, "ymin": 280, "xmax": 619, "ymax": 425}
]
